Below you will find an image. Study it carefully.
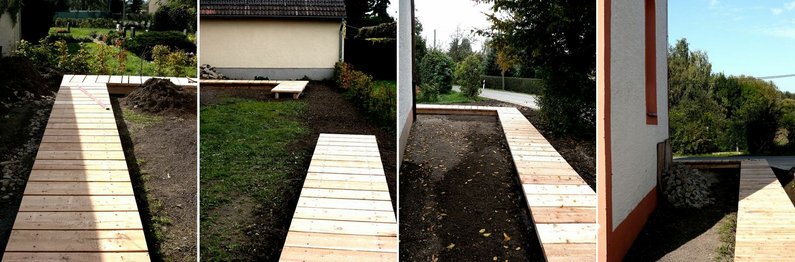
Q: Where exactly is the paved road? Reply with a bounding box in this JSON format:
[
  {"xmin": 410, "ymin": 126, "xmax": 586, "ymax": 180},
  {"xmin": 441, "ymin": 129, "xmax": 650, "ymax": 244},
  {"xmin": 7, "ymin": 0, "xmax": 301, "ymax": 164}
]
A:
[
  {"xmin": 676, "ymin": 155, "xmax": 795, "ymax": 170},
  {"xmin": 453, "ymin": 85, "xmax": 539, "ymax": 109}
]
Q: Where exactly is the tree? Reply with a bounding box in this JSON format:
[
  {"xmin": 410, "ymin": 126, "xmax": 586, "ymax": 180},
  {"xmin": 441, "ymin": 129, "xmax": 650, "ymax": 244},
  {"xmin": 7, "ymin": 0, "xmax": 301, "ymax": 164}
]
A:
[
  {"xmin": 21, "ymin": 0, "xmax": 57, "ymax": 42},
  {"xmin": 447, "ymin": 27, "xmax": 474, "ymax": 63},
  {"xmin": 69, "ymin": 0, "xmax": 107, "ymax": 10},
  {"xmin": 346, "ymin": 0, "xmax": 393, "ymax": 27},
  {"xmin": 475, "ymin": 0, "xmax": 595, "ymax": 137},
  {"xmin": 128, "ymin": 0, "xmax": 143, "ymax": 13},
  {"xmin": 455, "ymin": 54, "xmax": 484, "ymax": 98},
  {"xmin": 414, "ymin": 17, "xmax": 428, "ymax": 84},
  {"xmin": 418, "ymin": 50, "xmax": 455, "ymax": 94},
  {"xmin": 667, "ymin": 39, "xmax": 728, "ymax": 154},
  {"xmin": 781, "ymin": 99, "xmax": 795, "ymax": 146},
  {"xmin": 735, "ymin": 77, "xmax": 781, "ymax": 153}
]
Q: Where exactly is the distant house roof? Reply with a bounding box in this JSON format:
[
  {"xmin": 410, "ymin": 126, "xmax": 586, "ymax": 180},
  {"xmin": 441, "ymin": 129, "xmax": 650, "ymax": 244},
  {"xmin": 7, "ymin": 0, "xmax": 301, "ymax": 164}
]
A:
[{"xmin": 200, "ymin": 0, "xmax": 346, "ymax": 19}]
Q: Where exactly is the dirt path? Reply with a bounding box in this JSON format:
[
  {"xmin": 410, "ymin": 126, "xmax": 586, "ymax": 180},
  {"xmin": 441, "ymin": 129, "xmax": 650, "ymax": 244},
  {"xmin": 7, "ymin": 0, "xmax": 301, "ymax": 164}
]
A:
[
  {"xmin": 400, "ymin": 114, "xmax": 543, "ymax": 261},
  {"xmin": 625, "ymin": 168, "xmax": 739, "ymax": 261}
]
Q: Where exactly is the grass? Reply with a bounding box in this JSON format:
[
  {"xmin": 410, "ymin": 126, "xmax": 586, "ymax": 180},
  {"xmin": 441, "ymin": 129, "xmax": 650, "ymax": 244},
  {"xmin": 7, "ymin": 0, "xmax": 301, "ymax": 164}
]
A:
[
  {"xmin": 121, "ymin": 108, "xmax": 162, "ymax": 134},
  {"xmin": 714, "ymin": 212, "xmax": 737, "ymax": 261},
  {"xmin": 199, "ymin": 98, "xmax": 308, "ymax": 260},
  {"xmin": 418, "ymin": 90, "xmax": 482, "ymax": 104},
  {"xmin": 64, "ymin": 42, "xmax": 196, "ymax": 77},
  {"xmin": 674, "ymin": 151, "xmax": 747, "ymax": 158},
  {"xmin": 48, "ymin": 27, "xmax": 112, "ymax": 38}
]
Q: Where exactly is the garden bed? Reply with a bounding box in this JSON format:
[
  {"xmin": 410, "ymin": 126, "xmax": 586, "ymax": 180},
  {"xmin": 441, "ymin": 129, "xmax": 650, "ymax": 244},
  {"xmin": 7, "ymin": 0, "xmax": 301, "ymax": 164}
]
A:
[
  {"xmin": 400, "ymin": 114, "xmax": 544, "ymax": 261},
  {"xmin": 112, "ymin": 93, "xmax": 197, "ymax": 261},
  {"xmin": 625, "ymin": 168, "xmax": 739, "ymax": 261},
  {"xmin": 200, "ymin": 82, "xmax": 396, "ymax": 260}
]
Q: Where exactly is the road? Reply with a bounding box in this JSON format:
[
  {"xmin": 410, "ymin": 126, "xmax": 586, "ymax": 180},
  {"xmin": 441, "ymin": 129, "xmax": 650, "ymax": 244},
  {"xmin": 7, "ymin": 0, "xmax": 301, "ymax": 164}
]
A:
[{"xmin": 453, "ymin": 85, "xmax": 539, "ymax": 109}]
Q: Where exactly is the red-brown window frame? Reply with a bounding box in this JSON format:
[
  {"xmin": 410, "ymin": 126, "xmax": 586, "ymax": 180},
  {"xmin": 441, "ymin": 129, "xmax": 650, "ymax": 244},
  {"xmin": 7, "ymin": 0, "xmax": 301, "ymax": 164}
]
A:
[{"xmin": 645, "ymin": 0, "xmax": 658, "ymax": 125}]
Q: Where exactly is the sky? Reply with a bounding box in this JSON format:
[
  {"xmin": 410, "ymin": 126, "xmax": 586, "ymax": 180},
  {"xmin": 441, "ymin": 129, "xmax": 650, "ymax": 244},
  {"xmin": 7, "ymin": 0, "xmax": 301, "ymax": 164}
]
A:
[
  {"xmin": 388, "ymin": 0, "xmax": 492, "ymax": 51},
  {"xmin": 669, "ymin": 0, "xmax": 795, "ymax": 92}
]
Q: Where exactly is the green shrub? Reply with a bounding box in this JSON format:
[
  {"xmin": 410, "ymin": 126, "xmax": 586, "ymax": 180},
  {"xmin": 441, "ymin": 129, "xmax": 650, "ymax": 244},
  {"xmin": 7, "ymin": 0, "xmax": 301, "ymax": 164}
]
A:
[
  {"xmin": 418, "ymin": 50, "xmax": 455, "ymax": 93},
  {"xmin": 124, "ymin": 31, "xmax": 195, "ymax": 60},
  {"xmin": 92, "ymin": 43, "xmax": 113, "ymax": 75},
  {"xmin": 54, "ymin": 18, "xmax": 116, "ymax": 28},
  {"xmin": 333, "ymin": 61, "xmax": 396, "ymax": 127},
  {"xmin": 455, "ymin": 54, "xmax": 484, "ymax": 99},
  {"xmin": 152, "ymin": 45, "xmax": 170, "ymax": 76},
  {"xmin": 43, "ymin": 34, "xmax": 93, "ymax": 44},
  {"xmin": 151, "ymin": 6, "xmax": 195, "ymax": 32},
  {"xmin": 418, "ymin": 83, "xmax": 440, "ymax": 102},
  {"xmin": 13, "ymin": 39, "xmax": 53, "ymax": 67},
  {"xmin": 166, "ymin": 50, "xmax": 189, "ymax": 76}
]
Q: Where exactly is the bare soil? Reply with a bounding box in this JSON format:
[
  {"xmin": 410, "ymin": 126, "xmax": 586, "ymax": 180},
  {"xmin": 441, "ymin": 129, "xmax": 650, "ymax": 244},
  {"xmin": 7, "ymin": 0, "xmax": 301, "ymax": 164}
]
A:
[
  {"xmin": 0, "ymin": 58, "xmax": 60, "ymax": 257},
  {"xmin": 123, "ymin": 78, "xmax": 195, "ymax": 114},
  {"xmin": 399, "ymin": 114, "xmax": 543, "ymax": 261},
  {"xmin": 114, "ymin": 97, "xmax": 197, "ymax": 261},
  {"xmin": 625, "ymin": 168, "xmax": 739, "ymax": 261},
  {"xmin": 199, "ymin": 82, "xmax": 396, "ymax": 261}
]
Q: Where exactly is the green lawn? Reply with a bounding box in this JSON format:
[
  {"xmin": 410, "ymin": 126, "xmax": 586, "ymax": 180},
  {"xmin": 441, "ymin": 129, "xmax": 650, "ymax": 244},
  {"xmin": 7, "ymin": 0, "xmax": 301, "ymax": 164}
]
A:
[
  {"xmin": 62, "ymin": 42, "xmax": 196, "ymax": 77},
  {"xmin": 49, "ymin": 27, "xmax": 112, "ymax": 38},
  {"xmin": 419, "ymin": 90, "xmax": 481, "ymax": 104},
  {"xmin": 200, "ymin": 98, "xmax": 308, "ymax": 260}
]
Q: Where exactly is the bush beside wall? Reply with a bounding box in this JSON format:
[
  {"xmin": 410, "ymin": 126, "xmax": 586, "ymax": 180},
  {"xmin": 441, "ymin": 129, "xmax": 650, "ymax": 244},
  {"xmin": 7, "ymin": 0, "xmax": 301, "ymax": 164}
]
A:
[{"xmin": 334, "ymin": 61, "xmax": 396, "ymax": 128}]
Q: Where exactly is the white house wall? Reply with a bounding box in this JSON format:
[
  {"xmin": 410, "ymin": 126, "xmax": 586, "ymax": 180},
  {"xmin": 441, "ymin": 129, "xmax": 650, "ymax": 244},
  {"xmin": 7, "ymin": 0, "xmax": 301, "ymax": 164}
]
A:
[
  {"xmin": 609, "ymin": 0, "xmax": 668, "ymax": 230},
  {"xmin": 397, "ymin": 0, "xmax": 413, "ymax": 162},
  {"xmin": 0, "ymin": 12, "xmax": 21, "ymax": 56},
  {"xmin": 200, "ymin": 18, "xmax": 342, "ymax": 80}
]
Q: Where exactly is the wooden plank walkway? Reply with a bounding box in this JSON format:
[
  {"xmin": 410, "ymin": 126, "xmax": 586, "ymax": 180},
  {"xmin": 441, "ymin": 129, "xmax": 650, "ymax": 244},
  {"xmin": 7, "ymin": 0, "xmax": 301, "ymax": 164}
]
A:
[
  {"xmin": 2, "ymin": 80, "xmax": 150, "ymax": 261},
  {"xmin": 62, "ymin": 74, "xmax": 197, "ymax": 95},
  {"xmin": 272, "ymin": 81, "xmax": 309, "ymax": 99},
  {"xmin": 279, "ymin": 134, "xmax": 397, "ymax": 261},
  {"xmin": 735, "ymin": 159, "xmax": 795, "ymax": 261},
  {"xmin": 416, "ymin": 104, "xmax": 597, "ymax": 261}
]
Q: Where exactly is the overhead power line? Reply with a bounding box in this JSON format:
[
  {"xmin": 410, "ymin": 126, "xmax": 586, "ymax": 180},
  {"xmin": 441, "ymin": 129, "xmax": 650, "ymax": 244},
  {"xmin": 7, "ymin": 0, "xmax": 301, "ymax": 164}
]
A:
[{"xmin": 758, "ymin": 74, "xmax": 795, "ymax": 80}]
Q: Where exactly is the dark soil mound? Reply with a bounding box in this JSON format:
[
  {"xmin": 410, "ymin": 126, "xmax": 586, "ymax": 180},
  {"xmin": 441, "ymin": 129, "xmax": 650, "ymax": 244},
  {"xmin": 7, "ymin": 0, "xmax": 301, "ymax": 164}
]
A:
[
  {"xmin": 0, "ymin": 57, "xmax": 61, "ymax": 108},
  {"xmin": 123, "ymin": 78, "xmax": 195, "ymax": 114}
]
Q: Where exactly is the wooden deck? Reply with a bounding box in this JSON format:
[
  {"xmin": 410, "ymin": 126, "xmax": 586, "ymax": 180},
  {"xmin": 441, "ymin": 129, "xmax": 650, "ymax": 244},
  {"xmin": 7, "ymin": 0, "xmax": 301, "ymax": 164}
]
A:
[
  {"xmin": 2, "ymin": 80, "xmax": 150, "ymax": 261},
  {"xmin": 735, "ymin": 159, "xmax": 795, "ymax": 261},
  {"xmin": 279, "ymin": 134, "xmax": 397, "ymax": 261},
  {"xmin": 272, "ymin": 81, "xmax": 309, "ymax": 99},
  {"xmin": 62, "ymin": 74, "xmax": 197, "ymax": 95},
  {"xmin": 416, "ymin": 104, "xmax": 597, "ymax": 261}
]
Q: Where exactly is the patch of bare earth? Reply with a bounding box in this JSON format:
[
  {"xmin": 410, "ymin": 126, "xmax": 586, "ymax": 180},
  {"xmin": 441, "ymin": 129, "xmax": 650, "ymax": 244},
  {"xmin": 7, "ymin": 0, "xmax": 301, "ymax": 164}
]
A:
[
  {"xmin": 625, "ymin": 168, "xmax": 739, "ymax": 261},
  {"xmin": 115, "ymin": 91, "xmax": 197, "ymax": 261},
  {"xmin": 399, "ymin": 114, "xmax": 544, "ymax": 261}
]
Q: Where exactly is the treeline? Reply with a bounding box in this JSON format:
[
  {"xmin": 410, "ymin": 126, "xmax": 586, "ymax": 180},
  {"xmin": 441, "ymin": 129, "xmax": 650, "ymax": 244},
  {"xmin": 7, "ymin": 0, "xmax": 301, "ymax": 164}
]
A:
[{"xmin": 669, "ymin": 39, "xmax": 795, "ymax": 154}]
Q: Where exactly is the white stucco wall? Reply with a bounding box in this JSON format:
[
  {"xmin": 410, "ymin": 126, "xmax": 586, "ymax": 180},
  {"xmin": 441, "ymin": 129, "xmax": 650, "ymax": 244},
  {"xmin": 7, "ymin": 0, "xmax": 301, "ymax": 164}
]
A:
[
  {"xmin": 200, "ymin": 18, "xmax": 342, "ymax": 70},
  {"xmin": 610, "ymin": 0, "xmax": 668, "ymax": 230},
  {"xmin": 397, "ymin": 0, "xmax": 413, "ymax": 162},
  {"xmin": 0, "ymin": 12, "xmax": 21, "ymax": 56}
]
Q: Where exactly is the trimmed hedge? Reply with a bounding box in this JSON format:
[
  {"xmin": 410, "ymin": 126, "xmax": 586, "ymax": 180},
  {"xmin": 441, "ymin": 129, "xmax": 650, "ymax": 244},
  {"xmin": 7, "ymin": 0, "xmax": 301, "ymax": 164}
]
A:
[
  {"xmin": 54, "ymin": 18, "xmax": 115, "ymax": 29},
  {"xmin": 418, "ymin": 50, "xmax": 454, "ymax": 94},
  {"xmin": 482, "ymin": 75, "xmax": 544, "ymax": 95},
  {"xmin": 124, "ymin": 31, "xmax": 196, "ymax": 60},
  {"xmin": 334, "ymin": 62, "xmax": 396, "ymax": 128}
]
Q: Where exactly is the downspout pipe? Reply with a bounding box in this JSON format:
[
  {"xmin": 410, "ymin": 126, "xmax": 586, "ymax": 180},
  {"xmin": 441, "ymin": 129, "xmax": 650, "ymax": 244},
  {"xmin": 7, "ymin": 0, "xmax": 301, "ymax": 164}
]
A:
[{"xmin": 339, "ymin": 19, "xmax": 345, "ymax": 62}]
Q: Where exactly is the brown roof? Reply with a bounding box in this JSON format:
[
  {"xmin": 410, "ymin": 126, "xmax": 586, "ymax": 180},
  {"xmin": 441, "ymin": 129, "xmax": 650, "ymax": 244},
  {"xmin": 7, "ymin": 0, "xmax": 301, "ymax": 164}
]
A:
[{"xmin": 201, "ymin": 0, "xmax": 346, "ymax": 19}]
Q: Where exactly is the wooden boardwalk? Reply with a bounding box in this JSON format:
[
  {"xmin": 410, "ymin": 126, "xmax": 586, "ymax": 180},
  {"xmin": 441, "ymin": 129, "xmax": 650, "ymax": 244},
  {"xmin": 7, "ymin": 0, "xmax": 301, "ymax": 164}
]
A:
[
  {"xmin": 279, "ymin": 134, "xmax": 397, "ymax": 261},
  {"xmin": 416, "ymin": 104, "xmax": 597, "ymax": 261},
  {"xmin": 735, "ymin": 159, "xmax": 795, "ymax": 261},
  {"xmin": 3, "ymin": 80, "xmax": 150, "ymax": 260}
]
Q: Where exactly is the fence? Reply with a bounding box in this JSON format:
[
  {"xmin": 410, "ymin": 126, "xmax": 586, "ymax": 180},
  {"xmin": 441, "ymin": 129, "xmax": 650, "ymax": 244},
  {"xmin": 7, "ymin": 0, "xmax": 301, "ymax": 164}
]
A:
[{"xmin": 481, "ymin": 75, "xmax": 544, "ymax": 95}]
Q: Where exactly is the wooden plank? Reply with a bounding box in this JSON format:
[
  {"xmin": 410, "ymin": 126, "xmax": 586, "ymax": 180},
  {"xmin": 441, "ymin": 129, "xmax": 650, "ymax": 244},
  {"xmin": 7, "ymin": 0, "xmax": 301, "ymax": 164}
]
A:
[
  {"xmin": 293, "ymin": 207, "xmax": 395, "ymax": 223},
  {"xmin": 284, "ymin": 232, "xmax": 397, "ymax": 252},
  {"xmin": 299, "ymin": 188, "xmax": 391, "ymax": 201},
  {"xmin": 5, "ymin": 230, "xmax": 148, "ymax": 252},
  {"xmin": 32, "ymin": 159, "xmax": 129, "ymax": 170},
  {"xmin": 35, "ymin": 150, "xmax": 126, "ymax": 160},
  {"xmin": 38, "ymin": 142, "xmax": 123, "ymax": 151},
  {"xmin": 19, "ymin": 195, "xmax": 139, "ymax": 212},
  {"xmin": 12, "ymin": 211, "xmax": 143, "ymax": 230},
  {"xmin": 288, "ymin": 218, "xmax": 396, "ymax": 236},
  {"xmin": 28, "ymin": 170, "xmax": 131, "ymax": 182},
  {"xmin": 297, "ymin": 197, "xmax": 392, "ymax": 211},
  {"xmin": 3, "ymin": 252, "xmax": 150, "ymax": 262},
  {"xmin": 41, "ymin": 135, "xmax": 121, "ymax": 143},
  {"xmin": 280, "ymin": 247, "xmax": 395, "ymax": 262},
  {"xmin": 23, "ymin": 182, "xmax": 134, "ymax": 195}
]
